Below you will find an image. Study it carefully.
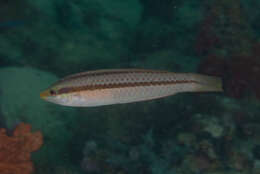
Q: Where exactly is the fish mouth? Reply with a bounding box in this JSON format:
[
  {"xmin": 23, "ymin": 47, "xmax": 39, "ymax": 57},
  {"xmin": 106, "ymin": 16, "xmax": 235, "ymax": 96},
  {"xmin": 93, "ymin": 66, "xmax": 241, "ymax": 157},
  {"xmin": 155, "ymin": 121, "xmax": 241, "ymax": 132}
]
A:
[{"xmin": 40, "ymin": 90, "xmax": 50, "ymax": 99}]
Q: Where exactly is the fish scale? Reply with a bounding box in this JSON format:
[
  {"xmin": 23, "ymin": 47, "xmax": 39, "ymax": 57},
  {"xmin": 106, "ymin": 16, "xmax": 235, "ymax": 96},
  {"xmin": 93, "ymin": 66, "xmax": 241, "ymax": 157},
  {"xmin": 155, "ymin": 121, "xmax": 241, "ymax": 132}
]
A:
[
  {"xmin": 59, "ymin": 71, "xmax": 180, "ymax": 88},
  {"xmin": 40, "ymin": 69, "xmax": 223, "ymax": 107}
]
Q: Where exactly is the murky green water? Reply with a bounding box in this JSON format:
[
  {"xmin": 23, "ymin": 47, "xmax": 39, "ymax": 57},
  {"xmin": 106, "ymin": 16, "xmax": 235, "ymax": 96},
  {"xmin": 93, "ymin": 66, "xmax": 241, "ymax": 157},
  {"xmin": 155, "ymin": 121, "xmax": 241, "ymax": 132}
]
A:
[{"xmin": 1, "ymin": 0, "xmax": 260, "ymax": 174}]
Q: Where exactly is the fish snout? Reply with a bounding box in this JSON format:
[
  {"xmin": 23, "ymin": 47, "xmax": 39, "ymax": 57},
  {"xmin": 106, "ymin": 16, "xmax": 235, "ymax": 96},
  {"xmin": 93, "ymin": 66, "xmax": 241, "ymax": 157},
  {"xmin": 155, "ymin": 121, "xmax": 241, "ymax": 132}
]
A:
[{"xmin": 40, "ymin": 90, "xmax": 50, "ymax": 99}]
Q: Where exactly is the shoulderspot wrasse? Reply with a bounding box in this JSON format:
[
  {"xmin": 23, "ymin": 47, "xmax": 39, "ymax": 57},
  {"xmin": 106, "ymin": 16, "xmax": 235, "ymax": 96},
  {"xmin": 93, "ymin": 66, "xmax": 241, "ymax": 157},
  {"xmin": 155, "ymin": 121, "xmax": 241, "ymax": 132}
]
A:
[{"xmin": 40, "ymin": 69, "xmax": 223, "ymax": 107}]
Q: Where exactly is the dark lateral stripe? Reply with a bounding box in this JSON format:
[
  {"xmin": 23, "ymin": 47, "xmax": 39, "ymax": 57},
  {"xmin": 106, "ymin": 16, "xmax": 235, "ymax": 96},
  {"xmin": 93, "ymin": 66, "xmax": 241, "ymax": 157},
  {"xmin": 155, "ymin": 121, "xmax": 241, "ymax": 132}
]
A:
[
  {"xmin": 60, "ymin": 69, "xmax": 170, "ymax": 82},
  {"xmin": 57, "ymin": 80, "xmax": 197, "ymax": 94}
]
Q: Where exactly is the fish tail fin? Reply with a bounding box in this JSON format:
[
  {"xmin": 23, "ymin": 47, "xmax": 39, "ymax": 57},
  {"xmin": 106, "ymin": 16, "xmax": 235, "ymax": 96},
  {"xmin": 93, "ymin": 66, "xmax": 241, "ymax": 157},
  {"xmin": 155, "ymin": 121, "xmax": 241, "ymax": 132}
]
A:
[{"xmin": 194, "ymin": 74, "xmax": 223, "ymax": 92}]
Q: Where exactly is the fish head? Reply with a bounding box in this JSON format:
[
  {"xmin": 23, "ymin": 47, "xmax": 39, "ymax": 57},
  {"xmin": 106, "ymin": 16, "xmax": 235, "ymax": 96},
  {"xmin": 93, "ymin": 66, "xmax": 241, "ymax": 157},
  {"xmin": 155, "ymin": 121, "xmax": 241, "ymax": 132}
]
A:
[{"xmin": 40, "ymin": 86, "xmax": 71, "ymax": 106}]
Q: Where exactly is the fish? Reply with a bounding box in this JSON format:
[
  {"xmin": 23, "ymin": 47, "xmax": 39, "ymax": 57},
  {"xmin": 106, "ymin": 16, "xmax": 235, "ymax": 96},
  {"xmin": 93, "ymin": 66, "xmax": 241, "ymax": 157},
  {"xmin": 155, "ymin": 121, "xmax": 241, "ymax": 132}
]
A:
[{"xmin": 40, "ymin": 69, "xmax": 223, "ymax": 107}]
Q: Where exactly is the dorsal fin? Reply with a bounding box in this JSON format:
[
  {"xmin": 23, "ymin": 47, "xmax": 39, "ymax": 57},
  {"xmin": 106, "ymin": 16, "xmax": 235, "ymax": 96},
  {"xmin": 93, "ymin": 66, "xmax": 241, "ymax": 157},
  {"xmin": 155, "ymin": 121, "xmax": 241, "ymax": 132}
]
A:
[{"xmin": 60, "ymin": 69, "xmax": 170, "ymax": 81}]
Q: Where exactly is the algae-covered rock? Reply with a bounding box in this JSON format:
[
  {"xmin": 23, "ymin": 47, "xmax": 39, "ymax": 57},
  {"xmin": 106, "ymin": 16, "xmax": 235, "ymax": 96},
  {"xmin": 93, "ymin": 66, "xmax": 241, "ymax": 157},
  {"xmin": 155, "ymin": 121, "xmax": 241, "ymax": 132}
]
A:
[
  {"xmin": 174, "ymin": 0, "xmax": 204, "ymax": 29},
  {"xmin": 51, "ymin": 0, "xmax": 142, "ymax": 73},
  {"xmin": 0, "ymin": 67, "xmax": 77, "ymax": 166},
  {"xmin": 27, "ymin": 0, "xmax": 142, "ymax": 29},
  {"xmin": 0, "ymin": 0, "xmax": 141, "ymax": 75},
  {"xmin": 95, "ymin": 0, "xmax": 142, "ymax": 28},
  {"xmin": 0, "ymin": 67, "xmax": 55, "ymax": 127}
]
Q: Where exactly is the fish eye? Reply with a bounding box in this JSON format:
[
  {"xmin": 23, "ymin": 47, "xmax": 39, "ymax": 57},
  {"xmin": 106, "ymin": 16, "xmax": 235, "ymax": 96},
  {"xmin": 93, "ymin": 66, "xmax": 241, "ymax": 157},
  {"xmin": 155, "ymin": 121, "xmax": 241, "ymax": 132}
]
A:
[{"xmin": 50, "ymin": 90, "xmax": 56, "ymax": 95}]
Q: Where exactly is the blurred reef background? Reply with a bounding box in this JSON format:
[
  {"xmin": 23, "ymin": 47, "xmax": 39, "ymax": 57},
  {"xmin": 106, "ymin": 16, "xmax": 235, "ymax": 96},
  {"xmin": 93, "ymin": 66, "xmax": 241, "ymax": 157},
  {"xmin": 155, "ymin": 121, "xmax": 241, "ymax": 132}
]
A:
[{"xmin": 1, "ymin": 0, "xmax": 260, "ymax": 174}]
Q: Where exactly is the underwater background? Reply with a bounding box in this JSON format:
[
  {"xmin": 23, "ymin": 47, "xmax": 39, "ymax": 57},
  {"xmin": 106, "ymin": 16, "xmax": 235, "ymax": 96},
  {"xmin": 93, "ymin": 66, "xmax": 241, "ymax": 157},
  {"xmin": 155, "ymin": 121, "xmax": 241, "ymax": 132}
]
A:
[{"xmin": 1, "ymin": 0, "xmax": 260, "ymax": 174}]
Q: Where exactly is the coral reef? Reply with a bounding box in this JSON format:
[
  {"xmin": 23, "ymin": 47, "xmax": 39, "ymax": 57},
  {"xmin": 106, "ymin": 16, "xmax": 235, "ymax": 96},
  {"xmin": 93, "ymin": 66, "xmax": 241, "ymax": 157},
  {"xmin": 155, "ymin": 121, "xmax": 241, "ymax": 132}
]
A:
[
  {"xmin": 76, "ymin": 95, "xmax": 260, "ymax": 174},
  {"xmin": 0, "ymin": 122, "xmax": 43, "ymax": 174},
  {"xmin": 196, "ymin": 0, "xmax": 260, "ymax": 100},
  {"xmin": 198, "ymin": 51, "xmax": 260, "ymax": 99},
  {"xmin": 81, "ymin": 130, "xmax": 183, "ymax": 174},
  {"xmin": 195, "ymin": 114, "xmax": 224, "ymax": 138},
  {"xmin": 195, "ymin": 0, "xmax": 253, "ymax": 57}
]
